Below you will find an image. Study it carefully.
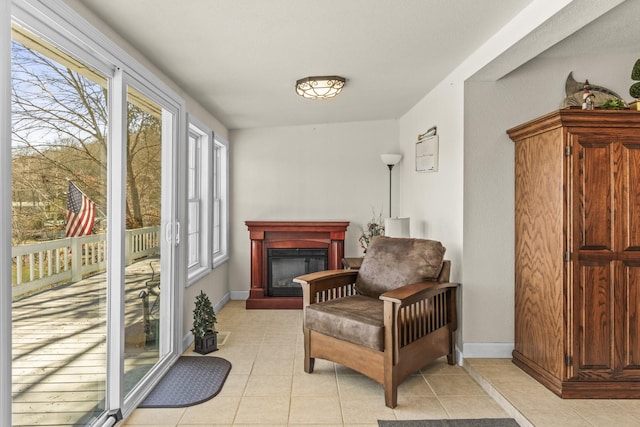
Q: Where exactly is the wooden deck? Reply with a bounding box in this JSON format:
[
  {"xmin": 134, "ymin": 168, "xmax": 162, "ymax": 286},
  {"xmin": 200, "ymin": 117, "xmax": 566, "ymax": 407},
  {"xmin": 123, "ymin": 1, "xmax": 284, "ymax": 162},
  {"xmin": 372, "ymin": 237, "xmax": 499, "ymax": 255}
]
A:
[{"xmin": 12, "ymin": 259, "xmax": 160, "ymax": 426}]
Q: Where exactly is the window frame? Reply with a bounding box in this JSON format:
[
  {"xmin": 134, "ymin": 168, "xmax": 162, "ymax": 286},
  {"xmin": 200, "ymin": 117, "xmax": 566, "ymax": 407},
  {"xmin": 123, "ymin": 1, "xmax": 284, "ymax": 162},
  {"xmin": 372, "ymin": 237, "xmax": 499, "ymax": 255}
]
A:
[
  {"xmin": 1, "ymin": 3, "xmax": 12, "ymax": 427},
  {"xmin": 186, "ymin": 114, "xmax": 213, "ymax": 283},
  {"xmin": 212, "ymin": 135, "xmax": 229, "ymax": 268}
]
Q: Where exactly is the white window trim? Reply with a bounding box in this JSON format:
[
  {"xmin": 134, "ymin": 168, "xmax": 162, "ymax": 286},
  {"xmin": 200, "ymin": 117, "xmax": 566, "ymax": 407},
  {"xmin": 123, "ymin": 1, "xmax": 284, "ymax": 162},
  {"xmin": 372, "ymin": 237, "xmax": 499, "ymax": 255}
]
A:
[
  {"xmin": 213, "ymin": 135, "xmax": 229, "ymax": 268},
  {"xmin": 186, "ymin": 115, "xmax": 213, "ymax": 284}
]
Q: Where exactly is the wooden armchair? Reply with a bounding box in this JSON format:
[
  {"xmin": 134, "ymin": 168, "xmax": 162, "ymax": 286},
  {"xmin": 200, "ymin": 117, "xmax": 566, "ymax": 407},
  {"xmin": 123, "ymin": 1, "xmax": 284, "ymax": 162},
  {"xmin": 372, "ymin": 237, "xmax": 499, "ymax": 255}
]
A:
[{"xmin": 294, "ymin": 236, "xmax": 458, "ymax": 408}]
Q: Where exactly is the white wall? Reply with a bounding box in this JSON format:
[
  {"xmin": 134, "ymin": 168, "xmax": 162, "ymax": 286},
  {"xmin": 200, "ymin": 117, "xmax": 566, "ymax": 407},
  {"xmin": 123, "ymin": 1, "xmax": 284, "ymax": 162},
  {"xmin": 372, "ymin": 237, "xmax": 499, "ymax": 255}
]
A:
[
  {"xmin": 229, "ymin": 120, "xmax": 398, "ymax": 296},
  {"xmin": 397, "ymin": 74, "xmax": 467, "ymax": 356},
  {"xmin": 398, "ymin": 78, "xmax": 465, "ymax": 275}
]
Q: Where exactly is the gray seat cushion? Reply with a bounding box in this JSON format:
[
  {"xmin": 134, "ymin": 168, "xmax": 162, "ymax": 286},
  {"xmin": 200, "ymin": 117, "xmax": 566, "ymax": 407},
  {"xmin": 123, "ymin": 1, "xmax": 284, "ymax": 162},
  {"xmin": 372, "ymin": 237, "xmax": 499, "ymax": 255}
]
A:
[
  {"xmin": 355, "ymin": 236, "xmax": 445, "ymax": 298},
  {"xmin": 304, "ymin": 295, "xmax": 384, "ymax": 351}
]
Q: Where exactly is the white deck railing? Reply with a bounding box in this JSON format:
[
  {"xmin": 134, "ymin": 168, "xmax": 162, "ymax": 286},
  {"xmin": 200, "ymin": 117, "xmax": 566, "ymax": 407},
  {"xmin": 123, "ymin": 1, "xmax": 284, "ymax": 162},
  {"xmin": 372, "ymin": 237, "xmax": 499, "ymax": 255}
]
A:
[{"xmin": 11, "ymin": 226, "xmax": 160, "ymax": 299}]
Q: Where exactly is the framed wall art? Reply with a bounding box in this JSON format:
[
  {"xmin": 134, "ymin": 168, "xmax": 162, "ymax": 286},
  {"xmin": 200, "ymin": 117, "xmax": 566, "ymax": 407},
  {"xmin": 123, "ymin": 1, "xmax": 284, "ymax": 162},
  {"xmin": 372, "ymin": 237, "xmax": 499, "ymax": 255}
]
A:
[{"xmin": 416, "ymin": 126, "xmax": 438, "ymax": 172}]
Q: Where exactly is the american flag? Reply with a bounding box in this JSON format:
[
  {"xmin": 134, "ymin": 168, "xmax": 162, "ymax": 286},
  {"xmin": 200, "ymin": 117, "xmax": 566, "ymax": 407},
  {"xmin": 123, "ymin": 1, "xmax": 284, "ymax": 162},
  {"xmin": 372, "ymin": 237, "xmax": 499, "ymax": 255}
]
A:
[{"xmin": 66, "ymin": 180, "xmax": 96, "ymax": 237}]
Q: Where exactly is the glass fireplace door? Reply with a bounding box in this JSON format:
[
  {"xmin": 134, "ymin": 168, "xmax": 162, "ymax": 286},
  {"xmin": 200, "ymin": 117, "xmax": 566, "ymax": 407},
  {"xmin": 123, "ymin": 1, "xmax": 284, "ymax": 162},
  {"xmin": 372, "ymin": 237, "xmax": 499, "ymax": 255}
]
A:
[{"xmin": 267, "ymin": 248, "xmax": 328, "ymax": 297}]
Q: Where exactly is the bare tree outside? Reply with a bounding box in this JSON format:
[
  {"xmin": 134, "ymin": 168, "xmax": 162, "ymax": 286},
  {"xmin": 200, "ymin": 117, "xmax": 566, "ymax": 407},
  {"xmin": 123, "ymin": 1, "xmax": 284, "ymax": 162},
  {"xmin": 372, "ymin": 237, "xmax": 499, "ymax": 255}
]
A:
[
  {"xmin": 125, "ymin": 101, "xmax": 162, "ymax": 229},
  {"xmin": 11, "ymin": 32, "xmax": 162, "ymax": 244}
]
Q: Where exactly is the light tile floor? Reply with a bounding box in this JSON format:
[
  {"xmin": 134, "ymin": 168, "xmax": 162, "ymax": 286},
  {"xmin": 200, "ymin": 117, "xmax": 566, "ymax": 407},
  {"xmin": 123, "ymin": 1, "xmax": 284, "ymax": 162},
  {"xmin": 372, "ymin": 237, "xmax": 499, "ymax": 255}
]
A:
[
  {"xmin": 465, "ymin": 358, "xmax": 640, "ymax": 427},
  {"xmin": 120, "ymin": 301, "xmax": 640, "ymax": 427}
]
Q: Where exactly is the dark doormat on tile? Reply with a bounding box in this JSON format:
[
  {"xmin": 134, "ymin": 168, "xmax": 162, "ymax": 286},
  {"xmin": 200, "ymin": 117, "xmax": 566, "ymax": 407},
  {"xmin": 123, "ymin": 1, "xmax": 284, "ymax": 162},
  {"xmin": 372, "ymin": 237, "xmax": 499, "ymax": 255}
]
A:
[
  {"xmin": 378, "ymin": 419, "xmax": 519, "ymax": 427},
  {"xmin": 139, "ymin": 356, "xmax": 231, "ymax": 408}
]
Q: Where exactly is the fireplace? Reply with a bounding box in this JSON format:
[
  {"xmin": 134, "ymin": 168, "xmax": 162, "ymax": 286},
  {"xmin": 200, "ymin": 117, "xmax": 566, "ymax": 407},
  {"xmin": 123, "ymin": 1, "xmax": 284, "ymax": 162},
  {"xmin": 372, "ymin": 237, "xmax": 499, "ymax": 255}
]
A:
[
  {"xmin": 267, "ymin": 248, "xmax": 328, "ymax": 297},
  {"xmin": 245, "ymin": 220, "xmax": 349, "ymax": 309}
]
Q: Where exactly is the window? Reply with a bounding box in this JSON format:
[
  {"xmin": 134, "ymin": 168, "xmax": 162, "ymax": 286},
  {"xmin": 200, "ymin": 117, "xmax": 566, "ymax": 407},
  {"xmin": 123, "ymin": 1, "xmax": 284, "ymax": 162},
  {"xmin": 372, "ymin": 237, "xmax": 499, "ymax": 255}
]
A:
[
  {"xmin": 187, "ymin": 116, "xmax": 213, "ymax": 281},
  {"xmin": 185, "ymin": 117, "xmax": 228, "ymax": 280},
  {"xmin": 213, "ymin": 136, "xmax": 229, "ymax": 267}
]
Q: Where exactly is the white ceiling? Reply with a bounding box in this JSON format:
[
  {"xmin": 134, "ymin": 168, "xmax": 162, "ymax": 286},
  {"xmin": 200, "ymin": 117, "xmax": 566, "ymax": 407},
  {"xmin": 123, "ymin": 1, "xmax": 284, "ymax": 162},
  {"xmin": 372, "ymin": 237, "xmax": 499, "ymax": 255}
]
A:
[{"xmin": 71, "ymin": 0, "xmax": 638, "ymax": 130}]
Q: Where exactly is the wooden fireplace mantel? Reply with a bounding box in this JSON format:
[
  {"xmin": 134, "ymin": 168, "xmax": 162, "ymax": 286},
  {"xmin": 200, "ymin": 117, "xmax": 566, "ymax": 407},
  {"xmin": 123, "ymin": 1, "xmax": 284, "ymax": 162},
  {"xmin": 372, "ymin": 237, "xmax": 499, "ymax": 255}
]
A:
[{"xmin": 245, "ymin": 220, "xmax": 349, "ymax": 309}]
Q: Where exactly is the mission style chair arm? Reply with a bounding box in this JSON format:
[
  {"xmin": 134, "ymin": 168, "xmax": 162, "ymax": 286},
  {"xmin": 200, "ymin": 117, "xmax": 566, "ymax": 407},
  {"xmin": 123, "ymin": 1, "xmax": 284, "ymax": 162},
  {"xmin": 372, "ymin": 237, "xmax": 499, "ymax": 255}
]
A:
[
  {"xmin": 381, "ymin": 281, "xmax": 458, "ymax": 329},
  {"xmin": 380, "ymin": 281, "xmax": 458, "ymax": 367},
  {"xmin": 381, "ymin": 280, "xmax": 458, "ymax": 334},
  {"xmin": 294, "ymin": 269, "xmax": 359, "ymax": 306}
]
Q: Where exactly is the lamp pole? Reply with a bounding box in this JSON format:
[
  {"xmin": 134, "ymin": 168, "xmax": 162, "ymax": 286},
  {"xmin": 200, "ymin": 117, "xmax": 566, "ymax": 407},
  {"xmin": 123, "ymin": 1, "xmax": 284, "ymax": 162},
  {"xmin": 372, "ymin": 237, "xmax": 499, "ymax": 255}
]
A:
[
  {"xmin": 380, "ymin": 154, "xmax": 402, "ymax": 218},
  {"xmin": 387, "ymin": 164, "xmax": 394, "ymax": 217}
]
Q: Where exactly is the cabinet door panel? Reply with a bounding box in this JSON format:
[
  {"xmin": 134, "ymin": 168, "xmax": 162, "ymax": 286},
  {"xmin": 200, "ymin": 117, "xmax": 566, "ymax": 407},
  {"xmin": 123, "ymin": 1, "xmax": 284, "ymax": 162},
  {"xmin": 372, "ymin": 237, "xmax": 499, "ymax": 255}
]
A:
[
  {"xmin": 572, "ymin": 132, "xmax": 617, "ymax": 377},
  {"xmin": 573, "ymin": 136, "xmax": 614, "ymax": 252},
  {"xmin": 572, "ymin": 131, "xmax": 640, "ymax": 380},
  {"xmin": 621, "ymin": 141, "xmax": 640, "ymax": 252},
  {"xmin": 617, "ymin": 140, "xmax": 640, "ymax": 376},
  {"xmin": 620, "ymin": 262, "xmax": 640, "ymax": 372},
  {"xmin": 576, "ymin": 261, "xmax": 614, "ymax": 372}
]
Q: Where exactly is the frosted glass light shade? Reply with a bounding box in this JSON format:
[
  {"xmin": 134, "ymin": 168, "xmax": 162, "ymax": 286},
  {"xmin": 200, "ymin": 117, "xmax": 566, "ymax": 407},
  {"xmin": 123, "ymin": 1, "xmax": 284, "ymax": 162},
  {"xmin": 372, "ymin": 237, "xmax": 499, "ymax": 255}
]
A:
[
  {"xmin": 384, "ymin": 217, "xmax": 410, "ymax": 238},
  {"xmin": 296, "ymin": 76, "xmax": 345, "ymax": 99},
  {"xmin": 380, "ymin": 154, "xmax": 402, "ymax": 166}
]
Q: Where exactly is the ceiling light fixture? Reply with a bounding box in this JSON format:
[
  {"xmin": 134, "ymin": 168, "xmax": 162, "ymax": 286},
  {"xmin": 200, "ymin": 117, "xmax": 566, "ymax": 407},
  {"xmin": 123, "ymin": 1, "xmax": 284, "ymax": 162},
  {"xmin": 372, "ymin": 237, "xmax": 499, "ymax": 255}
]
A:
[{"xmin": 295, "ymin": 76, "xmax": 345, "ymax": 100}]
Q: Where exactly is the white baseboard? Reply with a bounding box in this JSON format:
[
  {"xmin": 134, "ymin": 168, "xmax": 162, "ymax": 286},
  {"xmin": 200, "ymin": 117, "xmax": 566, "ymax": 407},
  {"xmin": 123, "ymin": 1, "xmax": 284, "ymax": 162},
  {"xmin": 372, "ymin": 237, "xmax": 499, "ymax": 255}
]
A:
[
  {"xmin": 182, "ymin": 332, "xmax": 194, "ymax": 352},
  {"xmin": 461, "ymin": 342, "xmax": 514, "ymax": 359},
  {"xmin": 214, "ymin": 292, "xmax": 231, "ymax": 313},
  {"xmin": 230, "ymin": 290, "xmax": 249, "ymax": 301}
]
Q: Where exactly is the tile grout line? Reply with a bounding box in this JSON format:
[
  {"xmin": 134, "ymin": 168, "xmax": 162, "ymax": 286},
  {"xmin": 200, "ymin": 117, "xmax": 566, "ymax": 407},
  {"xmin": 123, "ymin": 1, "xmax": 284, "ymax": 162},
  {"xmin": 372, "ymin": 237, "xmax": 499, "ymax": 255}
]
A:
[
  {"xmin": 421, "ymin": 370, "xmax": 452, "ymax": 420},
  {"xmin": 334, "ymin": 361, "xmax": 349, "ymax": 425}
]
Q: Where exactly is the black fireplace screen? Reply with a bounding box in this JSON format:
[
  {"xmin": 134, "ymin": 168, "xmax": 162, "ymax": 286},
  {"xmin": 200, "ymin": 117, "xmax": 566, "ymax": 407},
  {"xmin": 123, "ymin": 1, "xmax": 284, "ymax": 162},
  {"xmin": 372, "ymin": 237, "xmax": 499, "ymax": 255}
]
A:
[{"xmin": 267, "ymin": 248, "xmax": 328, "ymax": 297}]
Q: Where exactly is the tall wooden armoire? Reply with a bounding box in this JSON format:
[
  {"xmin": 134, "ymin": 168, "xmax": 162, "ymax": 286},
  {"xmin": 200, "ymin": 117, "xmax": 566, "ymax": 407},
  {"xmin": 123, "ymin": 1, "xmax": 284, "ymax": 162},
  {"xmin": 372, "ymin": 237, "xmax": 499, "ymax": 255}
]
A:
[{"xmin": 507, "ymin": 109, "xmax": 640, "ymax": 398}]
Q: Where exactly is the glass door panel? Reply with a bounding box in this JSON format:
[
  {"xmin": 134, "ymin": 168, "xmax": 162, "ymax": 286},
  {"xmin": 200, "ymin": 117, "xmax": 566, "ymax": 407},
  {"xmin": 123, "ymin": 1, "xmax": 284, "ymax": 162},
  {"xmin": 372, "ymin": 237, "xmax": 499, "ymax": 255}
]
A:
[
  {"xmin": 11, "ymin": 24, "xmax": 109, "ymax": 426},
  {"xmin": 122, "ymin": 86, "xmax": 164, "ymax": 396}
]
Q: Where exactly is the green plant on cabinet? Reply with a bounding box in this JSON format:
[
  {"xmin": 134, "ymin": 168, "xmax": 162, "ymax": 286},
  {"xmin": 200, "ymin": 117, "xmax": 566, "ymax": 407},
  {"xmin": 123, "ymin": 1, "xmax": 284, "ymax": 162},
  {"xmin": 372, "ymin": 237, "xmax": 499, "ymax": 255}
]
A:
[{"xmin": 629, "ymin": 59, "xmax": 640, "ymax": 99}]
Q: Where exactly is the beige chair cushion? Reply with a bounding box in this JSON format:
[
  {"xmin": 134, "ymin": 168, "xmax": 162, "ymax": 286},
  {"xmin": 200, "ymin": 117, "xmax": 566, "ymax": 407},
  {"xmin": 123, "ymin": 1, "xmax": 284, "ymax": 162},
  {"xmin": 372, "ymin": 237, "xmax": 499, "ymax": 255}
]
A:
[
  {"xmin": 304, "ymin": 295, "xmax": 384, "ymax": 351},
  {"xmin": 355, "ymin": 236, "xmax": 446, "ymax": 298}
]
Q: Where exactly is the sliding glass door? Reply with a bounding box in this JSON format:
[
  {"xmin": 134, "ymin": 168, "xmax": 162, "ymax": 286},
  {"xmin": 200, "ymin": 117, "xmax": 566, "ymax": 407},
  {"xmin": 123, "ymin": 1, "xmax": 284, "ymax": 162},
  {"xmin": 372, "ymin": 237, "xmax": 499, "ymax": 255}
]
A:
[
  {"xmin": 122, "ymin": 85, "xmax": 173, "ymax": 398},
  {"xmin": 8, "ymin": 6, "xmax": 181, "ymax": 425},
  {"xmin": 10, "ymin": 24, "xmax": 110, "ymax": 426}
]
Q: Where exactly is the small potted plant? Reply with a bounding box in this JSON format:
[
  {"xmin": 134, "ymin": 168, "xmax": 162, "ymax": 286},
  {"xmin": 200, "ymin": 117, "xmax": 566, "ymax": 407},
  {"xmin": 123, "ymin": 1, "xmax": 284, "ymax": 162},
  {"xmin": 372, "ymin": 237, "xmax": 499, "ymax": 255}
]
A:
[
  {"xmin": 358, "ymin": 209, "xmax": 385, "ymax": 254},
  {"xmin": 191, "ymin": 290, "xmax": 218, "ymax": 354}
]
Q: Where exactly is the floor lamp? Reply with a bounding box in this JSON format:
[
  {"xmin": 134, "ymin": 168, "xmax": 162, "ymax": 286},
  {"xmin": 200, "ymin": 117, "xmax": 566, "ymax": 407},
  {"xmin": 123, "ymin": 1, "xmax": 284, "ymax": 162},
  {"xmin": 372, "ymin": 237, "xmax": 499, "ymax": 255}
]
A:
[{"xmin": 380, "ymin": 154, "xmax": 402, "ymax": 217}]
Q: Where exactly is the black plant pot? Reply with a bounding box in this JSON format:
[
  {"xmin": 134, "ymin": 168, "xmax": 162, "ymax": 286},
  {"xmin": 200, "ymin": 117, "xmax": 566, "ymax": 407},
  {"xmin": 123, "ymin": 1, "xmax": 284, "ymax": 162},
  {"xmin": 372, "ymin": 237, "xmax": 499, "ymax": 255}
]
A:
[{"xmin": 194, "ymin": 330, "xmax": 218, "ymax": 354}]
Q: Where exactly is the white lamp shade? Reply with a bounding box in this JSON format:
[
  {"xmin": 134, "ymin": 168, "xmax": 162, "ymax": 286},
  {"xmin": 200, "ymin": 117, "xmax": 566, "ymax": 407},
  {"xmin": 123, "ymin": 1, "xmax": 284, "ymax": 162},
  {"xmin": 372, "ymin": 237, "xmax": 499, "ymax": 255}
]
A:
[
  {"xmin": 380, "ymin": 154, "xmax": 402, "ymax": 166},
  {"xmin": 384, "ymin": 217, "xmax": 410, "ymax": 238}
]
